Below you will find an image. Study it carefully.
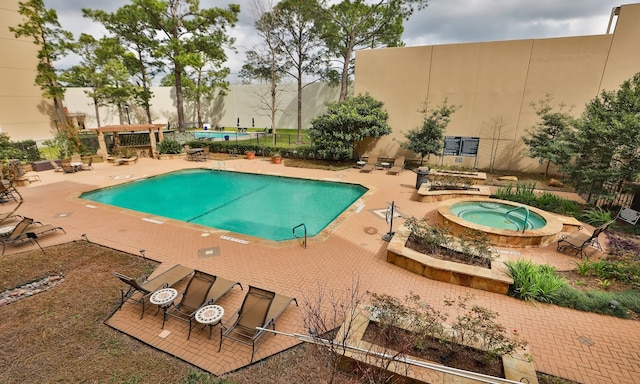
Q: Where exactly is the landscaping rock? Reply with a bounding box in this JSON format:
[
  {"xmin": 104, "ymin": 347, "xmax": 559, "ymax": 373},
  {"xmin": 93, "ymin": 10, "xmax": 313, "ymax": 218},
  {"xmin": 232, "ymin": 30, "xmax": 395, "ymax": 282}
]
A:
[{"xmin": 548, "ymin": 178, "xmax": 564, "ymax": 187}]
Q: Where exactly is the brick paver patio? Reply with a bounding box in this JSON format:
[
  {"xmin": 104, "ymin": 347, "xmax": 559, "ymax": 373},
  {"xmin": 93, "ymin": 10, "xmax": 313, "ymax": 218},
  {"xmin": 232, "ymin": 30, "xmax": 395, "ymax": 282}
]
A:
[{"xmin": 5, "ymin": 156, "xmax": 639, "ymax": 383}]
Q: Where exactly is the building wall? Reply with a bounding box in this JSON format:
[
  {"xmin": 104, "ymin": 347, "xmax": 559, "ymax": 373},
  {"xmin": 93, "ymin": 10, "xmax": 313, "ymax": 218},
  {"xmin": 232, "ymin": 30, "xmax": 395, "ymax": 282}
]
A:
[
  {"xmin": 0, "ymin": 2, "xmax": 56, "ymax": 142},
  {"xmin": 64, "ymin": 82, "xmax": 340, "ymax": 132},
  {"xmin": 354, "ymin": 3, "xmax": 640, "ymax": 173}
]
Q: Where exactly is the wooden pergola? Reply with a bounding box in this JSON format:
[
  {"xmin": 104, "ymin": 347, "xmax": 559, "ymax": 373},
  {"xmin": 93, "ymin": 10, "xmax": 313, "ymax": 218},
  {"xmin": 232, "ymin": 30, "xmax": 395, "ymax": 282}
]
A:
[{"xmin": 89, "ymin": 124, "xmax": 166, "ymax": 160}]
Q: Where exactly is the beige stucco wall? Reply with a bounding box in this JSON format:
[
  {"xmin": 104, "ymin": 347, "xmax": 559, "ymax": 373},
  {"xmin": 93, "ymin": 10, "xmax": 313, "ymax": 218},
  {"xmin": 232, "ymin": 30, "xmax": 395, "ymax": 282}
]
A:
[
  {"xmin": 64, "ymin": 82, "xmax": 340, "ymax": 131},
  {"xmin": 0, "ymin": 2, "xmax": 56, "ymax": 142},
  {"xmin": 354, "ymin": 3, "xmax": 640, "ymax": 173}
]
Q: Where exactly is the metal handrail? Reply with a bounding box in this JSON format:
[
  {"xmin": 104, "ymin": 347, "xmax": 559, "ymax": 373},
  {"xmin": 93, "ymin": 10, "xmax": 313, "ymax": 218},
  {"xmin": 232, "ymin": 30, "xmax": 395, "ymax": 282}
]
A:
[
  {"xmin": 292, "ymin": 223, "xmax": 307, "ymax": 249},
  {"xmin": 505, "ymin": 205, "xmax": 530, "ymax": 233}
]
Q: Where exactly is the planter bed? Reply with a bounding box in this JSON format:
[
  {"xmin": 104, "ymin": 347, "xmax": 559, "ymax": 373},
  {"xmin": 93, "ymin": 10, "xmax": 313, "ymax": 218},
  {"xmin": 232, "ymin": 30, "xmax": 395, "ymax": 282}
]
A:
[
  {"xmin": 417, "ymin": 182, "xmax": 491, "ymax": 202},
  {"xmin": 386, "ymin": 224, "xmax": 513, "ymax": 294}
]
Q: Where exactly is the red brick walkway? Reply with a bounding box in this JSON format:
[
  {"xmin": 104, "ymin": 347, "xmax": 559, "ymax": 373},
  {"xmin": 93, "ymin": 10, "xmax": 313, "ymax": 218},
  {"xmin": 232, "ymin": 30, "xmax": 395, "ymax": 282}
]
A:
[{"xmin": 6, "ymin": 157, "xmax": 639, "ymax": 383}]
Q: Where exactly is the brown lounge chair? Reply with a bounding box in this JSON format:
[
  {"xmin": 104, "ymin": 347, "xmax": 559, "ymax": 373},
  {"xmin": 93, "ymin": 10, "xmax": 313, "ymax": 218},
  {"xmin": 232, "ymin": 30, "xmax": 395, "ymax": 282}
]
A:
[
  {"xmin": 112, "ymin": 264, "xmax": 194, "ymax": 319},
  {"xmin": 49, "ymin": 160, "xmax": 63, "ymax": 172},
  {"xmin": 187, "ymin": 276, "xmax": 243, "ymax": 339},
  {"xmin": 387, "ymin": 156, "xmax": 405, "ymax": 175},
  {"xmin": 219, "ymin": 285, "xmax": 298, "ymax": 362},
  {"xmin": 556, "ymin": 220, "xmax": 614, "ymax": 258},
  {"xmin": 0, "ymin": 217, "xmax": 65, "ymax": 255},
  {"xmin": 165, "ymin": 270, "xmax": 216, "ymax": 328},
  {"xmin": 360, "ymin": 155, "xmax": 378, "ymax": 173}
]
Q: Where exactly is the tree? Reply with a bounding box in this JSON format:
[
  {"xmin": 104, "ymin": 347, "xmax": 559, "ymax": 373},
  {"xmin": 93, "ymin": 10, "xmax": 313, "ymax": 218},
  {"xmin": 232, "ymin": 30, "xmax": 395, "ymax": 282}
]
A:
[
  {"xmin": 240, "ymin": 0, "xmax": 289, "ymax": 144},
  {"xmin": 317, "ymin": 0, "xmax": 429, "ymax": 101},
  {"xmin": 83, "ymin": 5, "xmax": 163, "ymax": 124},
  {"xmin": 9, "ymin": 0, "xmax": 73, "ymax": 128},
  {"xmin": 400, "ymin": 98, "xmax": 459, "ymax": 165},
  {"xmin": 522, "ymin": 95, "xmax": 574, "ymax": 178},
  {"xmin": 131, "ymin": 0, "xmax": 239, "ymax": 131},
  {"xmin": 563, "ymin": 72, "xmax": 640, "ymax": 204},
  {"xmin": 273, "ymin": 0, "xmax": 327, "ymax": 142},
  {"xmin": 308, "ymin": 93, "xmax": 391, "ymax": 160}
]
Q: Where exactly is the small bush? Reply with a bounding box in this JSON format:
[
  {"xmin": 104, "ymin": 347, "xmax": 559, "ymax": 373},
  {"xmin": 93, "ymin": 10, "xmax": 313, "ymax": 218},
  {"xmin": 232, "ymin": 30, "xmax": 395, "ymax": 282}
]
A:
[
  {"xmin": 505, "ymin": 260, "xmax": 567, "ymax": 302},
  {"xmin": 157, "ymin": 138, "xmax": 183, "ymax": 154},
  {"xmin": 580, "ymin": 207, "xmax": 613, "ymax": 227}
]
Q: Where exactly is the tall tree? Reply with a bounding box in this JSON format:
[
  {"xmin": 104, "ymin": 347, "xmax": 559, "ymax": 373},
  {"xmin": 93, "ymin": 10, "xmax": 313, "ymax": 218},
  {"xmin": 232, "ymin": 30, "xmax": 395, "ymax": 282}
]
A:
[
  {"xmin": 308, "ymin": 93, "xmax": 391, "ymax": 160},
  {"xmin": 317, "ymin": 0, "xmax": 429, "ymax": 101},
  {"xmin": 522, "ymin": 95, "xmax": 574, "ymax": 178},
  {"xmin": 131, "ymin": 0, "xmax": 239, "ymax": 131},
  {"xmin": 563, "ymin": 72, "xmax": 640, "ymax": 204},
  {"xmin": 241, "ymin": 0, "xmax": 289, "ymax": 144},
  {"xmin": 273, "ymin": 0, "xmax": 327, "ymax": 143},
  {"xmin": 400, "ymin": 98, "xmax": 459, "ymax": 165},
  {"xmin": 83, "ymin": 5, "xmax": 163, "ymax": 124},
  {"xmin": 9, "ymin": 0, "xmax": 73, "ymax": 128}
]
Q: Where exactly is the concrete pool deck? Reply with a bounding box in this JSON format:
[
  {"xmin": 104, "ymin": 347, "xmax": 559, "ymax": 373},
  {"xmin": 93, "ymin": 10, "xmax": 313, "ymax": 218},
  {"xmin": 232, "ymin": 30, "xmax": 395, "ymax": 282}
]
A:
[{"xmin": 5, "ymin": 156, "xmax": 639, "ymax": 383}]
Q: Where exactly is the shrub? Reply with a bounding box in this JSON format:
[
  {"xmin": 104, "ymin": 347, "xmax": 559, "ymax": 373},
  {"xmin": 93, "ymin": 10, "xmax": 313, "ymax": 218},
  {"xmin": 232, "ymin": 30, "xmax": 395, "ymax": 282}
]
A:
[
  {"xmin": 504, "ymin": 260, "xmax": 567, "ymax": 302},
  {"xmin": 157, "ymin": 138, "xmax": 183, "ymax": 154},
  {"xmin": 580, "ymin": 207, "xmax": 614, "ymax": 226}
]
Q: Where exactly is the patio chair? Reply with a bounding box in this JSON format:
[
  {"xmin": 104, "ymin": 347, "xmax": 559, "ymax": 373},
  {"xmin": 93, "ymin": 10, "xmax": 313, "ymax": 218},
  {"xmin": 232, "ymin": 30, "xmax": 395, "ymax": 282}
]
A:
[
  {"xmin": 112, "ymin": 264, "xmax": 194, "ymax": 319},
  {"xmin": 0, "ymin": 217, "xmax": 43, "ymax": 254},
  {"xmin": 557, "ymin": 220, "xmax": 615, "ymax": 258},
  {"xmin": 81, "ymin": 157, "xmax": 93, "ymax": 170},
  {"xmin": 387, "ymin": 156, "xmax": 405, "ymax": 175},
  {"xmin": 187, "ymin": 276, "xmax": 243, "ymax": 339},
  {"xmin": 165, "ymin": 270, "xmax": 216, "ymax": 327},
  {"xmin": 360, "ymin": 155, "xmax": 378, "ymax": 173},
  {"xmin": 60, "ymin": 159, "xmax": 77, "ymax": 173},
  {"xmin": 0, "ymin": 183, "xmax": 18, "ymax": 203},
  {"xmin": 49, "ymin": 159, "xmax": 63, "ymax": 172},
  {"xmin": 219, "ymin": 285, "xmax": 298, "ymax": 362}
]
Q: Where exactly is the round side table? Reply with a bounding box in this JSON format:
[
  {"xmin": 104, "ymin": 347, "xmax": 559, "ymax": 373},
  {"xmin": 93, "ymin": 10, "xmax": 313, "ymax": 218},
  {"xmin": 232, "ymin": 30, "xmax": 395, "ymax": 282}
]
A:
[
  {"xmin": 149, "ymin": 288, "xmax": 178, "ymax": 328},
  {"xmin": 192, "ymin": 304, "xmax": 224, "ymax": 339}
]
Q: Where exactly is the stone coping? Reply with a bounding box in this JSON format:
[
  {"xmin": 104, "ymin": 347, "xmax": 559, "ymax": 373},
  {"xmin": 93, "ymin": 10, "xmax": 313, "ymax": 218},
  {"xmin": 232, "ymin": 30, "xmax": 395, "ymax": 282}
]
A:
[
  {"xmin": 386, "ymin": 224, "xmax": 513, "ymax": 294},
  {"xmin": 437, "ymin": 198, "xmax": 563, "ymax": 248},
  {"xmin": 334, "ymin": 309, "xmax": 538, "ymax": 384},
  {"xmin": 417, "ymin": 182, "xmax": 491, "ymax": 203},
  {"xmin": 427, "ymin": 170, "xmax": 487, "ymax": 185}
]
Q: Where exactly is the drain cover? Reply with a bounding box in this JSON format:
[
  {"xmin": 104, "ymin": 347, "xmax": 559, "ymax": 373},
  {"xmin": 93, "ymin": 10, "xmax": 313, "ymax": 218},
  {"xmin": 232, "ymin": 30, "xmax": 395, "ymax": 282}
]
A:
[
  {"xmin": 578, "ymin": 336, "xmax": 595, "ymax": 346},
  {"xmin": 198, "ymin": 247, "xmax": 220, "ymax": 258}
]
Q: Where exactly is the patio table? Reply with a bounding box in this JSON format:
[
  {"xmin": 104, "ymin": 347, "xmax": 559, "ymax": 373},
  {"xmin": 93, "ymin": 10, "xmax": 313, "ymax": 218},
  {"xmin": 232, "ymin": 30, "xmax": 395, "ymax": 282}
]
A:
[
  {"xmin": 192, "ymin": 304, "xmax": 224, "ymax": 339},
  {"xmin": 150, "ymin": 288, "xmax": 178, "ymax": 328}
]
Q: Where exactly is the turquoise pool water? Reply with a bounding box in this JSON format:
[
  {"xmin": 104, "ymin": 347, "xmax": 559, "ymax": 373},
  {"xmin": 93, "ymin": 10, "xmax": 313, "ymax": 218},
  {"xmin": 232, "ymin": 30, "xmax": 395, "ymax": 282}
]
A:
[
  {"xmin": 80, "ymin": 169, "xmax": 367, "ymax": 241},
  {"xmin": 450, "ymin": 201, "xmax": 546, "ymax": 230},
  {"xmin": 194, "ymin": 131, "xmax": 249, "ymax": 140}
]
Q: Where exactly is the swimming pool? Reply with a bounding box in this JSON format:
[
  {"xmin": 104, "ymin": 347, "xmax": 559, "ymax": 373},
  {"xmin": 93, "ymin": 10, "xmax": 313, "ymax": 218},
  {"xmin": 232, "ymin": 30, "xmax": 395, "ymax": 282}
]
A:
[
  {"xmin": 194, "ymin": 131, "xmax": 249, "ymax": 140},
  {"xmin": 80, "ymin": 169, "xmax": 367, "ymax": 241}
]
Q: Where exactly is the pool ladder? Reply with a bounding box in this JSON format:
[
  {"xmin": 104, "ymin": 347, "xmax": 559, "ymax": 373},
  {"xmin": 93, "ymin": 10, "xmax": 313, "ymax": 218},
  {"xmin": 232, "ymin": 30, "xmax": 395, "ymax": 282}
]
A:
[
  {"xmin": 293, "ymin": 223, "xmax": 307, "ymax": 249},
  {"xmin": 505, "ymin": 205, "xmax": 530, "ymax": 233},
  {"xmin": 212, "ymin": 161, "xmax": 226, "ymax": 172}
]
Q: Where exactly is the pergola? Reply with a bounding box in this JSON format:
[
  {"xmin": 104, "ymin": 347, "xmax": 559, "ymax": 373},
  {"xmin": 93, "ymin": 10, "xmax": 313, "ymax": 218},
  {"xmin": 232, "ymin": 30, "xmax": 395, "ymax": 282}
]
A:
[{"xmin": 89, "ymin": 124, "xmax": 166, "ymax": 159}]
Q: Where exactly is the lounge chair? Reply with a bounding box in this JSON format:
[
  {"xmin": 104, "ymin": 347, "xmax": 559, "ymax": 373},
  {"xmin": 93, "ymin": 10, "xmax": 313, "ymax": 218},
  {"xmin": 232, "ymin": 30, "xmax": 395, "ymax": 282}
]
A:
[
  {"xmin": 81, "ymin": 157, "xmax": 93, "ymax": 170},
  {"xmin": 0, "ymin": 217, "xmax": 63, "ymax": 255},
  {"xmin": 187, "ymin": 276, "xmax": 243, "ymax": 339},
  {"xmin": 219, "ymin": 285, "xmax": 298, "ymax": 362},
  {"xmin": 360, "ymin": 155, "xmax": 378, "ymax": 173},
  {"xmin": 165, "ymin": 270, "xmax": 216, "ymax": 328},
  {"xmin": 49, "ymin": 159, "xmax": 63, "ymax": 172},
  {"xmin": 387, "ymin": 156, "xmax": 405, "ymax": 175},
  {"xmin": 0, "ymin": 183, "xmax": 18, "ymax": 203},
  {"xmin": 112, "ymin": 264, "xmax": 194, "ymax": 319},
  {"xmin": 60, "ymin": 159, "xmax": 77, "ymax": 173},
  {"xmin": 557, "ymin": 220, "xmax": 615, "ymax": 258}
]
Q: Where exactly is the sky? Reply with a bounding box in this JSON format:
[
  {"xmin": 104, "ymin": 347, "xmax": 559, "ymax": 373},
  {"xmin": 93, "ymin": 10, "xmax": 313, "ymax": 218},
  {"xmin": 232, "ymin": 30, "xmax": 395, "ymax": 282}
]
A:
[{"xmin": 43, "ymin": 0, "xmax": 624, "ymax": 83}]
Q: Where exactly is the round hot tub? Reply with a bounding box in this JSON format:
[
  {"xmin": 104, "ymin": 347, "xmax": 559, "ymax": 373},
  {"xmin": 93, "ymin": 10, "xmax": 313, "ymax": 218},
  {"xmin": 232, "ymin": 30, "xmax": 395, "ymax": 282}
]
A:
[{"xmin": 437, "ymin": 198, "xmax": 563, "ymax": 248}]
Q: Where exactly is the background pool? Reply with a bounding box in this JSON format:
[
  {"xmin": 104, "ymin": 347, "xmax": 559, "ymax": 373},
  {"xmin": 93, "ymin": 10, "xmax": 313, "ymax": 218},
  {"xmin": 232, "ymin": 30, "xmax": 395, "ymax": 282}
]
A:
[
  {"xmin": 194, "ymin": 131, "xmax": 249, "ymax": 140},
  {"xmin": 80, "ymin": 169, "xmax": 367, "ymax": 241}
]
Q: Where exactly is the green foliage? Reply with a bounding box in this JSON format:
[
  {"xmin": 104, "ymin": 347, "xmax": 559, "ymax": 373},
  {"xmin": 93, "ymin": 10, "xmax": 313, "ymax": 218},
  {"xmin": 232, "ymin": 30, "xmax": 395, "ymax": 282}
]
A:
[
  {"xmin": 399, "ymin": 98, "xmax": 460, "ymax": 165},
  {"xmin": 551, "ymin": 286, "xmax": 639, "ymax": 319},
  {"xmin": 157, "ymin": 138, "xmax": 183, "ymax": 155},
  {"xmin": 367, "ymin": 292, "xmax": 528, "ymax": 363},
  {"xmin": 42, "ymin": 124, "xmax": 85, "ymax": 159},
  {"xmin": 522, "ymin": 95, "xmax": 574, "ymax": 177},
  {"xmin": 308, "ymin": 93, "xmax": 392, "ymax": 160},
  {"xmin": 579, "ymin": 207, "xmax": 613, "ymax": 227},
  {"xmin": 316, "ymin": 0, "xmax": 428, "ymax": 100},
  {"xmin": 404, "ymin": 217, "xmax": 495, "ymax": 265},
  {"xmin": 562, "ymin": 72, "xmax": 640, "ymax": 203},
  {"xmin": 493, "ymin": 182, "xmax": 581, "ymax": 216},
  {"xmin": 0, "ymin": 134, "xmax": 25, "ymax": 161},
  {"xmin": 504, "ymin": 260, "xmax": 567, "ymax": 302}
]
